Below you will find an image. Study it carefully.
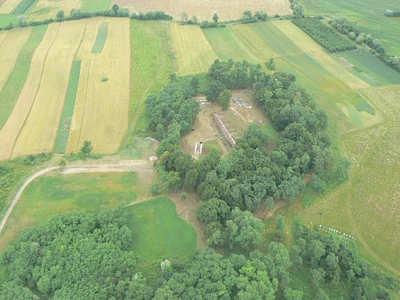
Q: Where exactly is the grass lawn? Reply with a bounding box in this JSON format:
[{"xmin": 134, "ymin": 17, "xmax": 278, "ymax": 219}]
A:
[
  {"xmin": 127, "ymin": 196, "xmax": 197, "ymax": 263},
  {"xmin": 53, "ymin": 60, "xmax": 81, "ymax": 153},
  {"xmin": 301, "ymin": 0, "xmax": 400, "ymax": 56},
  {"xmin": 0, "ymin": 25, "xmax": 47, "ymax": 129},
  {"xmin": 0, "ymin": 172, "xmax": 145, "ymax": 251}
]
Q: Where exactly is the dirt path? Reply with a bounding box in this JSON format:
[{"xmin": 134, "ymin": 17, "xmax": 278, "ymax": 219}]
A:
[{"xmin": 0, "ymin": 160, "xmax": 151, "ymax": 234}]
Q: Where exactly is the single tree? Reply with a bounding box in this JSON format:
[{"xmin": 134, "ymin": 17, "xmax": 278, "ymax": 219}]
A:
[
  {"xmin": 212, "ymin": 13, "xmax": 219, "ymax": 23},
  {"xmin": 80, "ymin": 140, "xmax": 93, "ymax": 156},
  {"xmin": 17, "ymin": 15, "xmax": 27, "ymax": 27},
  {"xmin": 59, "ymin": 159, "xmax": 66, "ymax": 171},
  {"xmin": 218, "ymin": 89, "xmax": 231, "ymax": 110},
  {"xmin": 56, "ymin": 10, "xmax": 65, "ymax": 21},
  {"xmin": 181, "ymin": 12, "xmax": 188, "ymax": 22},
  {"xmin": 112, "ymin": 4, "xmax": 119, "ymax": 15}
]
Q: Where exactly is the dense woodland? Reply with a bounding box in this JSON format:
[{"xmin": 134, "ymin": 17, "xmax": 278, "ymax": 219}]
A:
[{"xmin": 1, "ymin": 207, "xmax": 396, "ymax": 299}]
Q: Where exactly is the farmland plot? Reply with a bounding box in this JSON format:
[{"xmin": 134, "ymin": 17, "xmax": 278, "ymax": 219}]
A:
[
  {"xmin": 0, "ymin": 0, "xmax": 19, "ymax": 13},
  {"xmin": 0, "ymin": 24, "xmax": 60, "ymax": 160},
  {"xmin": 113, "ymin": 0, "xmax": 291, "ymax": 21},
  {"xmin": 272, "ymin": 20, "xmax": 369, "ymax": 90},
  {"xmin": 170, "ymin": 23, "xmax": 217, "ymax": 75},
  {"xmin": 29, "ymin": 0, "xmax": 81, "ymax": 20},
  {"xmin": 67, "ymin": 18, "xmax": 130, "ymax": 154},
  {"xmin": 11, "ymin": 22, "xmax": 86, "ymax": 158},
  {"xmin": 0, "ymin": 28, "xmax": 32, "ymax": 94}
]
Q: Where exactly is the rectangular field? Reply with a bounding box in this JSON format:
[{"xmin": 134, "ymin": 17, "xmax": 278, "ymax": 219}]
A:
[
  {"xmin": 0, "ymin": 28, "xmax": 32, "ymax": 111},
  {"xmin": 11, "ymin": 21, "xmax": 86, "ymax": 158},
  {"xmin": 66, "ymin": 18, "xmax": 130, "ymax": 154},
  {"xmin": 169, "ymin": 23, "xmax": 217, "ymax": 75},
  {"xmin": 0, "ymin": 24, "xmax": 59, "ymax": 160},
  {"xmin": 113, "ymin": 0, "xmax": 291, "ymax": 21},
  {"xmin": 272, "ymin": 20, "xmax": 369, "ymax": 90},
  {"xmin": 0, "ymin": 26, "xmax": 46, "ymax": 130}
]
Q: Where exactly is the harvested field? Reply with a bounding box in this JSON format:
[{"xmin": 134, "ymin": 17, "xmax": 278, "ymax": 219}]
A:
[
  {"xmin": 67, "ymin": 18, "xmax": 130, "ymax": 154},
  {"xmin": 0, "ymin": 24, "xmax": 59, "ymax": 160},
  {"xmin": 112, "ymin": 0, "xmax": 291, "ymax": 21},
  {"xmin": 0, "ymin": 28, "xmax": 32, "ymax": 96},
  {"xmin": 0, "ymin": 0, "xmax": 19, "ymax": 13},
  {"xmin": 11, "ymin": 22, "xmax": 85, "ymax": 158},
  {"xmin": 272, "ymin": 20, "xmax": 369, "ymax": 90},
  {"xmin": 169, "ymin": 23, "xmax": 217, "ymax": 75}
]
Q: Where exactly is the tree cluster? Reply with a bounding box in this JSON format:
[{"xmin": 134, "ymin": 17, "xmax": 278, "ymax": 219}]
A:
[
  {"xmin": 241, "ymin": 10, "xmax": 268, "ymax": 24},
  {"xmin": 384, "ymin": 10, "xmax": 400, "ymax": 17},
  {"xmin": 292, "ymin": 221, "xmax": 398, "ymax": 299},
  {"xmin": 292, "ymin": 18, "xmax": 357, "ymax": 52},
  {"xmin": 331, "ymin": 14, "xmax": 400, "ymax": 72}
]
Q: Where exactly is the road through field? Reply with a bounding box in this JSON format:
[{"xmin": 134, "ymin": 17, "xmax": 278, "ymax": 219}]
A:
[{"xmin": 0, "ymin": 160, "xmax": 150, "ymax": 234}]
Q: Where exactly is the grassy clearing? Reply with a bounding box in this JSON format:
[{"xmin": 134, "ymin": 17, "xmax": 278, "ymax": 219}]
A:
[
  {"xmin": 169, "ymin": 23, "xmax": 217, "ymax": 75},
  {"xmin": 0, "ymin": 24, "xmax": 57, "ymax": 161},
  {"xmin": 53, "ymin": 60, "xmax": 81, "ymax": 153},
  {"xmin": 12, "ymin": 21, "xmax": 86, "ymax": 158},
  {"xmin": 301, "ymin": 0, "xmax": 400, "ymax": 55},
  {"xmin": 338, "ymin": 48, "xmax": 400, "ymax": 85},
  {"xmin": 0, "ymin": 27, "xmax": 35, "ymax": 128},
  {"xmin": 127, "ymin": 196, "xmax": 197, "ymax": 263},
  {"xmin": 120, "ymin": 20, "xmax": 175, "ymax": 155},
  {"xmin": 11, "ymin": 0, "xmax": 36, "ymax": 14},
  {"xmin": 81, "ymin": 0, "xmax": 110, "ymax": 11},
  {"xmin": 67, "ymin": 18, "xmax": 130, "ymax": 154},
  {"xmin": 91, "ymin": 21, "xmax": 108, "ymax": 54},
  {"xmin": 292, "ymin": 85, "xmax": 400, "ymax": 275},
  {"xmin": 0, "ymin": 171, "xmax": 144, "ymax": 250},
  {"xmin": 113, "ymin": 0, "xmax": 291, "ymax": 21}
]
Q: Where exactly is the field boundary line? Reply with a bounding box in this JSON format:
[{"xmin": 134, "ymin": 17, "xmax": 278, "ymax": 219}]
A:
[
  {"xmin": 0, "ymin": 160, "xmax": 151, "ymax": 234},
  {"xmin": 10, "ymin": 23, "xmax": 61, "ymax": 157},
  {"xmin": 0, "ymin": 31, "xmax": 8, "ymax": 47},
  {"xmin": 342, "ymin": 141, "xmax": 400, "ymax": 276}
]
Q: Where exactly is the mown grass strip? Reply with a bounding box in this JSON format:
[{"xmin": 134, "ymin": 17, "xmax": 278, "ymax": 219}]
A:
[
  {"xmin": 91, "ymin": 22, "xmax": 108, "ymax": 54},
  {"xmin": 11, "ymin": 0, "xmax": 36, "ymax": 14},
  {"xmin": 53, "ymin": 60, "xmax": 81, "ymax": 153},
  {"xmin": 0, "ymin": 25, "xmax": 47, "ymax": 129}
]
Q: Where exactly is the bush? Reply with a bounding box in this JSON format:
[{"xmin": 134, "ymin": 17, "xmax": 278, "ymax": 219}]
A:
[{"xmin": 151, "ymin": 183, "xmax": 160, "ymax": 196}]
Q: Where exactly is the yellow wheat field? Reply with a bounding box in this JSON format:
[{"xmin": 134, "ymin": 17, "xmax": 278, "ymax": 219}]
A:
[
  {"xmin": 0, "ymin": 24, "xmax": 60, "ymax": 160},
  {"xmin": 0, "ymin": 28, "xmax": 32, "ymax": 94},
  {"xmin": 11, "ymin": 21, "xmax": 86, "ymax": 157},
  {"xmin": 170, "ymin": 23, "xmax": 218, "ymax": 75},
  {"xmin": 273, "ymin": 20, "xmax": 370, "ymax": 90},
  {"xmin": 0, "ymin": 0, "xmax": 19, "ymax": 13},
  {"xmin": 66, "ymin": 18, "xmax": 130, "ymax": 154}
]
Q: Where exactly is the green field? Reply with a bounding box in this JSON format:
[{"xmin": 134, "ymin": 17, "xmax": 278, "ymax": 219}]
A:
[
  {"xmin": 0, "ymin": 172, "xmax": 146, "ymax": 250},
  {"xmin": 0, "ymin": 25, "xmax": 47, "ymax": 129},
  {"xmin": 53, "ymin": 60, "xmax": 81, "ymax": 153},
  {"xmin": 336, "ymin": 48, "xmax": 400, "ymax": 85},
  {"xmin": 120, "ymin": 20, "xmax": 175, "ymax": 155},
  {"xmin": 127, "ymin": 196, "xmax": 197, "ymax": 262},
  {"xmin": 301, "ymin": 0, "xmax": 400, "ymax": 56},
  {"xmin": 81, "ymin": 0, "xmax": 111, "ymax": 11},
  {"xmin": 12, "ymin": 0, "xmax": 36, "ymax": 14},
  {"xmin": 91, "ymin": 21, "xmax": 108, "ymax": 54},
  {"xmin": 0, "ymin": 14, "xmax": 17, "ymax": 26}
]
